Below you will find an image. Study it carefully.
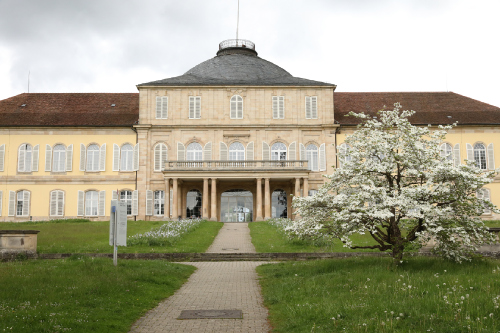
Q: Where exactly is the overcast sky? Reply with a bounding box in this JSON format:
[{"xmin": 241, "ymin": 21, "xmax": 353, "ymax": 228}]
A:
[{"xmin": 1, "ymin": 0, "xmax": 499, "ymax": 107}]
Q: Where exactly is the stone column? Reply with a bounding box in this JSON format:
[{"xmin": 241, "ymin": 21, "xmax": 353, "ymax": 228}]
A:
[
  {"xmin": 264, "ymin": 178, "xmax": 271, "ymax": 220},
  {"xmin": 164, "ymin": 178, "xmax": 170, "ymax": 219},
  {"xmin": 256, "ymin": 178, "xmax": 263, "ymax": 221},
  {"xmin": 295, "ymin": 178, "xmax": 301, "ymax": 197},
  {"xmin": 172, "ymin": 178, "xmax": 178, "ymax": 219},
  {"xmin": 303, "ymin": 177, "xmax": 309, "ymax": 197},
  {"xmin": 203, "ymin": 178, "xmax": 209, "ymax": 219},
  {"xmin": 210, "ymin": 178, "xmax": 217, "ymax": 221},
  {"xmin": 179, "ymin": 182, "xmax": 185, "ymax": 218}
]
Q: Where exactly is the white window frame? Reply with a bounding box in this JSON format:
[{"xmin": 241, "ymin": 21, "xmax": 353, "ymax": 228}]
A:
[
  {"xmin": 473, "ymin": 143, "xmax": 487, "ymax": 170},
  {"xmin": 272, "ymin": 96, "xmax": 285, "ymax": 119},
  {"xmin": 154, "ymin": 190, "xmax": 164, "ymax": 216},
  {"xmin": 18, "ymin": 144, "xmax": 33, "ymax": 172},
  {"xmin": 85, "ymin": 191, "xmax": 99, "ymax": 216},
  {"xmin": 154, "ymin": 143, "xmax": 168, "ymax": 172},
  {"xmin": 477, "ymin": 188, "xmax": 491, "ymax": 215},
  {"xmin": 86, "ymin": 144, "xmax": 100, "ymax": 172},
  {"xmin": 189, "ymin": 96, "xmax": 201, "ymax": 119},
  {"xmin": 229, "ymin": 142, "xmax": 245, "ymax": 161},
  {"xmin": 306, "ymin": 144, "xmax": 319, "ymax": 171},
  {"xmin": 120, "ymin": 144, "xmax": 134, "ymax": 171},
  {"xmin": 53, "ymin": 144, "xmax": 67, "ymax": 172},
  {"xmin": 440, "ymin": 143, "xmax": 453, "ymax": 161},
  {"xmin": 120, "ymin": 190, "xmax": 133, "ymax": 216},
  {"xmin": 230, "ymin": 95, "xmax": 243, "ymax": 119},
  {"xmin": 271, "ymin": 142, "xmax": 287, "ymax": 161},
  {"xmin": 16, "ymin": 190, "xmax": 30, "ymax": 216},
  {"xmin": 186, "ymin": 143, "xmax": 203, "ymax": 161}
]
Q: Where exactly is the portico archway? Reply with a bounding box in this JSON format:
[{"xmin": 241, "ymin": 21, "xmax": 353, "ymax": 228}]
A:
[{"xmin": 220, "ymin": 189, "xmax": 253, "ymax": 222}]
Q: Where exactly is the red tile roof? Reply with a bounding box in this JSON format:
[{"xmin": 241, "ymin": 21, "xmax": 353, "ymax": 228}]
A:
[
  {"xmin": 334, "ymin": 92, "xmax": 500, "ymax": 125},
  {"xmin": 0, "ymin": 93, "xmax": 139, "ymax": 127}
]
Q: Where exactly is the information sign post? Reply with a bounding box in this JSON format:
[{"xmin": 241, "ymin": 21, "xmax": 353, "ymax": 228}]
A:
[{"xmin": 110, "ymin": 200, "xmax": 127, "ymax": 266}]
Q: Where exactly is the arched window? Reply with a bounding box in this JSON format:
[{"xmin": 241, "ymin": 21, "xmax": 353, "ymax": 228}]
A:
[
  {"xmin": 154, "ymin": 190, "xmax": 164, "ymax": 216},
  {"xmin": 306, "ymin": 144, "xmax": 319, "ymax": 171},
  {"xmin": 86, "ymin": 144, "xmax": 100, "ymax": 171},
  {"xmin": 120, "ymin": 144, "xmax": 133, "ymax": 171},
  {"xmin": 85, "ymin": 191, "xmax": 99, "ymax": 216},
  {"xmin": 440, "ymin": 143, "xmax": 453, "ymax": 161},
  {"xmin": 120, "ymin": 190, "xmax": 133, "ymax": 215},
  {"xmin": 474, "ymin": 143, "xmax": 487, "ymax": 170},
  {"xmin": 18, "ymin": 144, "xmax": 33, "ymax": 172},
  {"xmin": 50, "ymin": 190, "xmax": 64, "ymax": 216},
  {"xmin": 271, "ymin": 142, "xmax": 287, "ymax": 161},
  {"xmin": 53, "ymin": 145, "xmax": 66, "ymax": 172},
  {"xmin": 229, "ymin": 142, "xmax": 245, "ymax": 161},
  {"xmin": 230, "ymin": 95, "xmax": 243, "ymax": 119},
  {"xmin": 338, "ymin": 143, "xmax": 351, "ymax": 167},
  {"xmin": 154, "ymin": 143, "xmax": 168, "ymax": 171},
  {"xmin": 17, "ymin": 190, "xmax": 30, "ymax": 216},
  {"xmin": 186, "ymin": 143, "xmax": 203, "ymax": 161}
]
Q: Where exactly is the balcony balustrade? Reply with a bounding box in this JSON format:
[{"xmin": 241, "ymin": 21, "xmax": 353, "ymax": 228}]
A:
[{"xmin": 164, "ymin": 160, "xmax": 309, "ymax": 171}]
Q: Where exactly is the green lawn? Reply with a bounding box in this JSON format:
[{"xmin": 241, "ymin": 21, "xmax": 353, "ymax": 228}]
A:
[
  {"xmin": 257, "ymin": 257, "xmax": 500, "ymax": 333},
  {"xmin": 0, "ymin": 257, "xmax": 195, "ymax": 333},
  {"xmin": 0, "ymin": 220, "xmax": 222, "ymax": 253},
  {"xmin": 249, "ymin": 222, "xmax": 380, "ymax": 253}
]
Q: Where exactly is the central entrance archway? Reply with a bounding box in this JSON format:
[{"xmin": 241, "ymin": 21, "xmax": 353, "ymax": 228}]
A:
[
  {"xmin": 186, "ymin": 190, "xmax": 202, "ymax": 218},
  {"xmin": 221, "ymin": 189, "xmax": 253, "ymax": 222}
]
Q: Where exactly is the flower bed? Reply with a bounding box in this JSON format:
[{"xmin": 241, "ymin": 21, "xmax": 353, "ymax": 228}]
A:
[{"xmin": 127, "ymin": 218, "xmax": 203, "ymax": 246}]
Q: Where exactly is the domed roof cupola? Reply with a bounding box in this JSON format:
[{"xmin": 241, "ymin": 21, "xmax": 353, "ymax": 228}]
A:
[{"xmin": 216, "ymin": 39, "xmax": 258, "ymax": 57}]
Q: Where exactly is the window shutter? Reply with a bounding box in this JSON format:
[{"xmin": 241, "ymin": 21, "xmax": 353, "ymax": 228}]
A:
[
  {"xmin": 80, "ymin": 144, "xmax": 86, "ymax": 171},
  {"xmin": 98, "ymin": 191, "xmax": 106, "ymax": 216},
  {"xmin": 262, "ymin": 142, "xmax": 270, "ymax": 160},
  {"xmin": 237, "ymin": 98, "xmax": 243, "ymax": 119},
  {"xmin": 466, "ymin": 143, "xmax": 474, "ymax": 162},
  {"xmin": 112, "ymin": 190, "xmax": 118, "ymax": 201},
  {"xmin": 220, "ymin": 142, "xmax": 228, "ymax": 160},
  {"xmin": 189, "ymin": 96, "xmax": 195, "ymax": 119},
  {"xmin": 0, "ymin": 144, "xmax": 5, "ymax": 171},
  {"xmin": 288, "ymin": 142, "xmax": 296, "ymax": 160},
  {"xmin": 77, "ymin": 191, "xmax": 84, "ymax": 216},
  {"xmin": 177, "ymin": 142, "xmax": 185, "ymax": 161},
  {"xmin": 230, "ymin": 98, "xmax": 236, "ymax": 119},
  {"xmin": 305, "ymin": 97, "xmax": 312, "ymax": 119},
  {"xmin": 99, "ymin": 144, "xmax": 106, "ymax": 171},
  {"xmin": 246, "ymin": 142, "xmax": 254, "ymax": 160},
  {"xmin": 22, "ymin": 191, "xmax": 30, "ymax": 216},
  {"xmin": 487, "ymin": 143, "xmax": 495, "ymax": 170},
  {"xmin": 0, "ymin": 191, "xmax": 2, "ymax": 216},
  {"xmin": 161, "ymin": 97, "xmax": 168, "ymax": 119},
  {"xmin": 204, "ymin": 142, "xmax": 212, "ymax": 161},
  {"xmin": 311, "ymin": 97, "xmax": 317, "ymax": 118},
  {"xmin": 8, "ymin": 191, "xmax": 15, "ymax": 216},
  {"xmin": 66, "ymin": 144, "xmax": 73, "ymax": 171},
  {"xmin": 45, "ymin": 144, "xmax": 52, "ymax": 172},
  {"xmin": 319, "ymin": 143, "xmax": 326, "ymax": 171},
  {"xmin": 484, "ymin": 189, "xmax": 491, "ymax": 214},
  {"xmin": 57, "ymin": 191, "xmax": 64, "ymax": 216},
  {"xmin": 18, "ymin": 145, "xmax": 26, "ymax": 172},
  {"xmin": 156, "ymin": 97, "xmax": 162, "ymax": 119},
  {"xmin": 338, "ymin": 144, "xmax": 346, "ymax": 168},
  {"xmin": 279, "ymin": 96, "xmax": 284, "ymax": 118},
  {"xmin": 133, "ymin": 143, "xmax": 140, "ymax": 171},
  {"xmin": 154, "ymin": 144, "xmax": 162, "ymax": 171},
  {"xmin": 195, "ymin": 97, "xmax": 201, "ymax": 119},
  {"xmin": 50, "ymin": 191, "xmax": 57, "ymax": 216},
  {"xmin": 146, "ymin": 190, "xmax": 153, "ymax": 216},
  {"xmin": 32, "ymin": 145, "xmax": 39, "ymax": 172},
  {"xmin": 453, "ymin": 143, "xmax": 460, "ymax": 167},
  {"xmin": 272, "ymin": 96, "xmax": 278, "ymax": 119},
  {"xmin": 132, "ymin": 190, "xmax": 138, "ymax": 216},
  {"xmin": 300, "ymin": 143, "xmax": 306, "ymax": 161},
  {"xmin": 113, "ymin": 144, "xmax": 120, "ymax": 171}
]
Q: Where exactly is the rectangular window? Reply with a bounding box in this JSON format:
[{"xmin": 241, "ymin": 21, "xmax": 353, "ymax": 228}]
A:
[
  {"xmin": 154, "ymin": 190, "xmax": 164, "ymax": 216},
  {"xmin": 305, "ymin": 96, "xmax": 318, "ymax": 119},
  {"xmin": 85, "ymin": 191, "xmax": 99, "ymax": 216},
  {"xmin": 272, "ymin": 96, "xmax": 285, "ymax": 119},
  {"xmin": 189, "ymin": 96, "xmax": 201, "ymax": 119},
  {"xmin": 156, "ymin": 96, "xmax": 168, "ymax": 119},
  {"xmin": 121, "ymin": 190, "xmax": 133, "ymax": 216}
]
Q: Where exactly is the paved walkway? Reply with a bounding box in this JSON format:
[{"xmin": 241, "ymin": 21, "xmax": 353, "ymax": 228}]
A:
[{"xmin": 129, "ymin": 223, "xmax": 270, "ymax": 333}]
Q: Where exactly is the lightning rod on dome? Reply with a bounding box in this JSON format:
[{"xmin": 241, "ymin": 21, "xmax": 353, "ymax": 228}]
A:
[{"xmin": 236, "ymin": 0, "xmax": 239, "ymax": 42}]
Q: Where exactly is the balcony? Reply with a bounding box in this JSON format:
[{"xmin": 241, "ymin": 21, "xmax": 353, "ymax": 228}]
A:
[{"xmin": 164, "ymin": 160, "xmax": 309, "ymax": 171}]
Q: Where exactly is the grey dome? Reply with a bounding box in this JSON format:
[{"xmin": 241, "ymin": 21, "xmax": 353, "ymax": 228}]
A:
[{"xmin": 184, "ymin": 54, "xmax": 292, "ymax": 82}]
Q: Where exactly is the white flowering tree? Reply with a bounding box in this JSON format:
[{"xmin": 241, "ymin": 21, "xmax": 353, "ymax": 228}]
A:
[{"xmin": 292, "ymin": 103, "xmax": 498, "ymax": 262}]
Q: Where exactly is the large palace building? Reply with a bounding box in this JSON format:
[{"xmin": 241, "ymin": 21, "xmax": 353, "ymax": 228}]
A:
[{"xmin": 1, "ymin": 40, "xmax": 499, "ymax": 222}]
